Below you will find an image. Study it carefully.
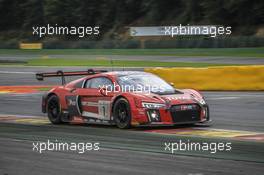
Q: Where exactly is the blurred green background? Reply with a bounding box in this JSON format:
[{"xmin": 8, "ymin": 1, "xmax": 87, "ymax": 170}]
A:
[{"xmin": 0, "ymin": 0, "xmax": 263, "ymax": 49}]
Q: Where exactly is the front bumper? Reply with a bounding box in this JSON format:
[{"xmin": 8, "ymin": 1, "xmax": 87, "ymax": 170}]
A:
[{"xmin": 131, "ymin": 104, "xmax": 210, "ymax": 126}]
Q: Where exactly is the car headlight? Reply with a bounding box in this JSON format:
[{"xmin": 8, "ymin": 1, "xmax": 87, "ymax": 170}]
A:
[
  {"xmin": 142, "ymin": 102, "xmax": 165, "ymax": 109},
  {"xmin": 191, "ymin": 93, "xmax": 206, "ymax": 105},
  {"xmin": 198, "ymin": 98, "xmax": 206, "ymax": 105}
]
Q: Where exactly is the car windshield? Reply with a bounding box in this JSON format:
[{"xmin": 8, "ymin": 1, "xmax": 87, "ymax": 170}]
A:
[{"xmin": 117, "ymin": 73, "xmax": 175, "ymax": 95}]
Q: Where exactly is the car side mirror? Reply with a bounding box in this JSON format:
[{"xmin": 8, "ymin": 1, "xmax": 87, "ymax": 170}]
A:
[{"xmin": 99, "ymin": 87, "xmax": 107, "ymax": 96}]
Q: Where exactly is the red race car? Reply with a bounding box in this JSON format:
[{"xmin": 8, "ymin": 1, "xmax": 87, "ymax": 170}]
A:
[{"xmin": 36, "ymin": 69, "xmax": 210, "ymax": 129}]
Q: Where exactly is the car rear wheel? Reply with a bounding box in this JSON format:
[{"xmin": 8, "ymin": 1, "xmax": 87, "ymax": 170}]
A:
[
  {"xmin": 47, "ymin": 95, "xmax": 62, "ymax": 124},
  {"xmin": 113, "ymin": 98, "xmax": 131, "ymax": 129}
]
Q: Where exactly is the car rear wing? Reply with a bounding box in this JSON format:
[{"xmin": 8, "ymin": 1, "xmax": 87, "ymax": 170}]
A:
[{"xmin": 36, "ymin": 69, "xmax": 107, "ymax": 85}]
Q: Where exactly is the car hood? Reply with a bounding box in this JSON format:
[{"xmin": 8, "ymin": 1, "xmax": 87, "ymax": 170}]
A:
[{"xmin": 131, "ymin": 89, "xmax": 203, "ymax": 106}]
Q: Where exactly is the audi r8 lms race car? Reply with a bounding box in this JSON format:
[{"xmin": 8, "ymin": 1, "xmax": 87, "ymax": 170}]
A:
[{"xmin": 36, "ymin": 69, "xmax": 210, "ymax": 129}]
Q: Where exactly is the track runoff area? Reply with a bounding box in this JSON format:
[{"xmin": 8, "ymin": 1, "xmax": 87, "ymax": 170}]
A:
[{"xmin": 0, "ymin": 66, "xmax": 264, "ymax": 175}]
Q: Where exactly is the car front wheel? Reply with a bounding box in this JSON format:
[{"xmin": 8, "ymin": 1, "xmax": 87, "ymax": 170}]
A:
[{"xmin": 113, "ymin": 98, "xmax": 131, "ymax": 129}]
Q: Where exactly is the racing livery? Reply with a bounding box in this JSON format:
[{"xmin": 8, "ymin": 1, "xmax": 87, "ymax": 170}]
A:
[{"xmin": 36, "ymin": 69, "xmax": 210, "ymax": 129}]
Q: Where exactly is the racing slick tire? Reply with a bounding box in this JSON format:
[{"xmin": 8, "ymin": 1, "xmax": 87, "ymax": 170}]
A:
[
  {"xmin": 47, "ymin": 95, "xmax": 63, "ymax": 124},
  {"xmin": 113, "ymin": 98, "xmax": 131, "ymax": 129}
]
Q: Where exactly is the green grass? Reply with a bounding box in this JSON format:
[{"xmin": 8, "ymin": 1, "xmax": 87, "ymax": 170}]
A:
[
  {"xmin": 27, "ymin": 58, "xmax": 235, "ymax": 67},
  {"xmin": 0, "ymin": 48, "xmax": 263, "ymax": 57}
]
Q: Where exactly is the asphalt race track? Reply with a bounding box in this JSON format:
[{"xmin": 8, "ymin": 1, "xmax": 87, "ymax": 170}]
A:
[{"xmin": 0, "ymin": 66, "xmax": 264, "ymax": 175}]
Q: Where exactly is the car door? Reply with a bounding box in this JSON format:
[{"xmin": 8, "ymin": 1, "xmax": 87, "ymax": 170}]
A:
[{"xmin": 72, "ymin": 76, "xmax": 114, "ymax": 122}]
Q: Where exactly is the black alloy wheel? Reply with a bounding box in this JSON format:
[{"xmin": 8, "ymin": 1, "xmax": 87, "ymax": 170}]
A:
[
  {"xmin": 113, "ymin": 98, "xmax": 131, "ymax": 129},
  {"xmin": 47, "ymin": 95, "xmax": 62, "ymax": 124}
]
